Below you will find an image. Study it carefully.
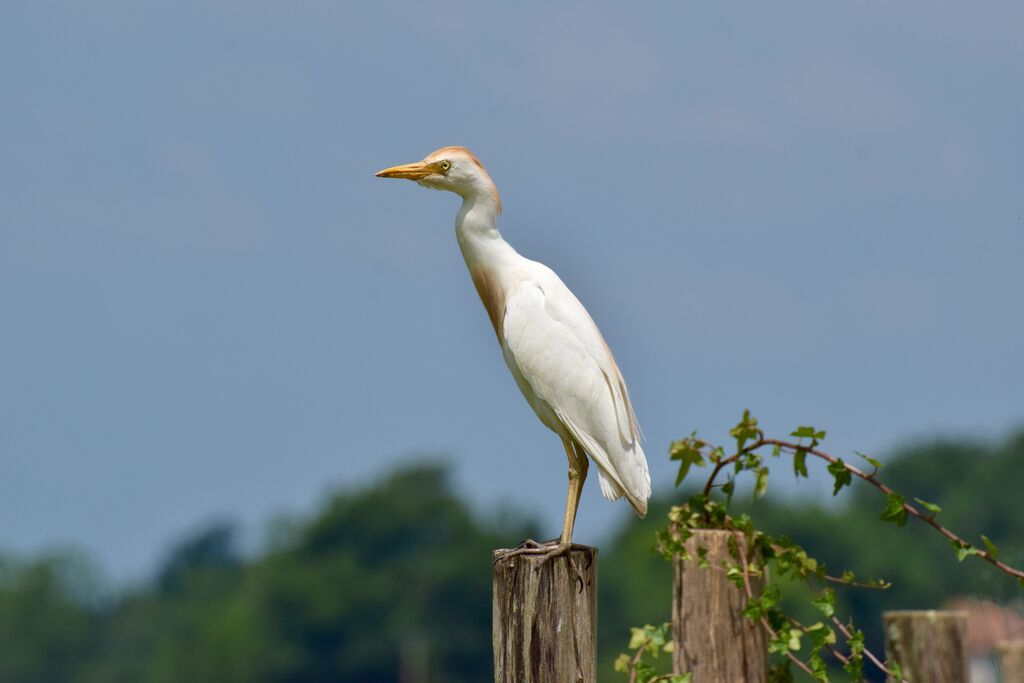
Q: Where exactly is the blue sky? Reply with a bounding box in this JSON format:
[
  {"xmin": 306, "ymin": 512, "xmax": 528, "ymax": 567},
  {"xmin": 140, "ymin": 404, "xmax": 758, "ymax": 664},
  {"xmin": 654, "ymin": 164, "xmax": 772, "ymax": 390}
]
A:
[{"xmin": 2, "ymin": 1, "xmax": 1022, "ymax": 580}]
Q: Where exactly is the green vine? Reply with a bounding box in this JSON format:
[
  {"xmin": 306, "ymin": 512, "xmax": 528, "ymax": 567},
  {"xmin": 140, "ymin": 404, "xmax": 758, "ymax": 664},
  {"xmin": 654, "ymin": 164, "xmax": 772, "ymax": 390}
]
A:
[
  {"xmin": 617, "ymin": 411, "xmax": 1023, "ymax": 682},
  {"xmin": 613, "ymin": 623, "xmax": 690, "ymax": 683}
]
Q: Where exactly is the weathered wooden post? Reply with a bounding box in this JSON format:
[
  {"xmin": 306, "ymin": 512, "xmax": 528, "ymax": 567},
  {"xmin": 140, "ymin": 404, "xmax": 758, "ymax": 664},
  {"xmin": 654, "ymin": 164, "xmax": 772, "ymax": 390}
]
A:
[
  {"xmin": 883, "ymin": 610, "xmax": 968, "ymax": 682},
  {"xmin": 673, "ymin": 529, "xmax": 768, "ymax": 682},
  {"xmin": 492, "ymin": 545, "xmax": 598, "ymax": 683},
  {"xmin": 998, "ymin": 640, "xmax": 1024, "ymax": 683}
]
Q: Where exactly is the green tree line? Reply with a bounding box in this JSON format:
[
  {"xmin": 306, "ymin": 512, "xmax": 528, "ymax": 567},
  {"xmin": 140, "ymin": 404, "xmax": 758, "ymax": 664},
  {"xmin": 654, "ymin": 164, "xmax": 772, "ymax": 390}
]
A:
[{"xmin": 1, "ymin": 430, "xmax": 1021, "ymax": 682}]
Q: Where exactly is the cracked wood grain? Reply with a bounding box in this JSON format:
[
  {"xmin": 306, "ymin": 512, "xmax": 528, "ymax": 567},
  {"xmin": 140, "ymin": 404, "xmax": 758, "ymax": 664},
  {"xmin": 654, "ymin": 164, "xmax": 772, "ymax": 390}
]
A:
[
  {"xmin": 673, "ymin": 529, "xmax": 768, "ymax": 682},
  {"xmin": 884, "ymin": 610, "xmax": 968, "ymax": 683},
  {"xmin": 492, "ymin": 545, "xmax": 597, "ymax": 683}
]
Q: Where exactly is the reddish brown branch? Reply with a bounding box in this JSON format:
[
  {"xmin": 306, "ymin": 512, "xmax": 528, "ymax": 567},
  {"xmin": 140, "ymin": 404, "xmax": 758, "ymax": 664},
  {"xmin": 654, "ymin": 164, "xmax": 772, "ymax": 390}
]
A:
[
  {"xmin": 724, "ymin": 525, "xmax": 900, "ymax": 680},
  {"xmin": 731, "ymin": 531, "xmax": 819, "ymax": 679},
  {"xmin": 822, "ymin": 573, "xmax": 890, "ymax": 589},
  {"xmin": 702, "ymin": 439, "xmax": 766, "ymax": 497},
  {"xmin": 702, "ymin": 438, "xmax": 1024, "ymax": 580},
  {"xmin": 785, "ymin": 615, "xmax": 850, "ymax": 666},
  {"xmin": 762, "ymin": 439, "xmax": 1024, "ymax": 580},
  {"xmin": 626, "ymin": 643, "xmax": 645, "ymax": 683},
  {"xmin": 829, "ymin": 615, "xmax": 906, "ymax": 682},
  {"xmin": 624, "ymin": 641, "xmax": 678, "ymax": 683}
]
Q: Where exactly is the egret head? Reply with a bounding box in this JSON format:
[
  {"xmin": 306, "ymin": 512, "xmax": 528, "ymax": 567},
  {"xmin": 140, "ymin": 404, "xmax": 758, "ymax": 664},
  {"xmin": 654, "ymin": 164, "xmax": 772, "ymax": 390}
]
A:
[{"xmin": 375, "ymin": 146, "xmax": 501, "ymax": 213}]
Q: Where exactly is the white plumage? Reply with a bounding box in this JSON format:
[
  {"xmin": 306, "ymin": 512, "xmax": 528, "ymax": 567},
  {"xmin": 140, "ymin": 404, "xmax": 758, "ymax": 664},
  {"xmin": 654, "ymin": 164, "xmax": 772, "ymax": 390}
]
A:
[
  {"xmin": 376, "ymin": 146, "xmax": 650, "ymax": 557},
  {"xmin": 500, "ymin": 266, "xmax": 650, "ymax": 514}
]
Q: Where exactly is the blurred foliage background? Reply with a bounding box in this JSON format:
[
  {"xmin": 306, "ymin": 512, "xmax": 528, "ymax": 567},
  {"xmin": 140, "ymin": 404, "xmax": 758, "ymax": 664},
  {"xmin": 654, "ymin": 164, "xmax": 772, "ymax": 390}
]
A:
[{"xmin": 1, "ymin": 430, "xmax": 1022, "ymax": 683}]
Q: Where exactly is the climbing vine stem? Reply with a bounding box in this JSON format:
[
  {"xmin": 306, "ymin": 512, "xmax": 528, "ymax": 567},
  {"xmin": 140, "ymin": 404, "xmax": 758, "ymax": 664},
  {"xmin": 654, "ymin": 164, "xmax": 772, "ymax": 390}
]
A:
[{"xmin": 617, "ymin": 410, "xmax": 1022, "ymax": 682}]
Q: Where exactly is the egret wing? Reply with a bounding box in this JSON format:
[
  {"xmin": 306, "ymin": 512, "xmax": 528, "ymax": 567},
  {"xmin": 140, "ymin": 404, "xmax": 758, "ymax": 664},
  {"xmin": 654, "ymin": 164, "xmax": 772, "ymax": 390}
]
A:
[{"xmin": 502, "ymin": 272, "xmax": 651, "ymax": 515}]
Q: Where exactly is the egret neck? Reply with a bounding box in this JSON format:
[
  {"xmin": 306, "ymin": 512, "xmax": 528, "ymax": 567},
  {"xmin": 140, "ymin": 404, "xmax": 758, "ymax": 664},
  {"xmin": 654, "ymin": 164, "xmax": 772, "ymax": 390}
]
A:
[{"xmin": 455, "ymin": 191, "xmax": 516, "ymax": 340}]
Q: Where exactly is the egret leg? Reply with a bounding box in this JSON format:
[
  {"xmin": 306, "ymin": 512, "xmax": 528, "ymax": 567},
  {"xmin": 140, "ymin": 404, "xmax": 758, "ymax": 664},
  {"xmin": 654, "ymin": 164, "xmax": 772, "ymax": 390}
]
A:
[
  {"xmin": 558, "ymin": 439, "xmax": 589, "ymax": 545},
  {"xmin": 494, "ymin": 437, "xmax": 588, "ymax": 565}
]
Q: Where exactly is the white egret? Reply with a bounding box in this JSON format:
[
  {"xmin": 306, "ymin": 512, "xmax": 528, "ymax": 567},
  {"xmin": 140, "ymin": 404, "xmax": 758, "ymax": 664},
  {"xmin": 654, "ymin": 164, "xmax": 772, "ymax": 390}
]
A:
[{"xmin": 376, "ymin": 147, "xmax": 650, "ymax": 560}]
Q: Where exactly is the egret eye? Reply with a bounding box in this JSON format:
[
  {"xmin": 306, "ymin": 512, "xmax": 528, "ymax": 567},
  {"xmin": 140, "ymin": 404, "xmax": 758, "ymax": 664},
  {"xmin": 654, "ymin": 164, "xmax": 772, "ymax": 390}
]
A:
[{"xmin": 439, "ymin": 160, "xmax": 451, "ymax": 171}]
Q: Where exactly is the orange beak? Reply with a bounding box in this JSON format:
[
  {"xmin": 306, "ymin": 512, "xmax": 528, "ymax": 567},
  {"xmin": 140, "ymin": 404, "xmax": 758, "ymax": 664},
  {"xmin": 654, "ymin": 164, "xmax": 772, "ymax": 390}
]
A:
[{"xmin": 374, "ymin": 160, "xmax": 433, "ymax": 180}]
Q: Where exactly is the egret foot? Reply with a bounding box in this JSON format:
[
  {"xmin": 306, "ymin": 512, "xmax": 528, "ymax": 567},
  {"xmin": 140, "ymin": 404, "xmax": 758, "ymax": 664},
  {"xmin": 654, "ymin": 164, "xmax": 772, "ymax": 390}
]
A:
[
  {"xmin": 492, "ymin": 538, "xmax": 555, "ymax": 564},
  {"xmin": 492, "ymin": 540, "xmax": 577, "ymax": 565}
]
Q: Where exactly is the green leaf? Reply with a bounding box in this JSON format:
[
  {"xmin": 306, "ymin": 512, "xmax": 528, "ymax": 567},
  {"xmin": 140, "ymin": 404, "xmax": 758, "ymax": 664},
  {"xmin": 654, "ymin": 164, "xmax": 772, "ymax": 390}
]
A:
[
  {"xmin": 730, "ymin": 410, "xmax": 760, "ymax": 452},
  {"xmin": 827, "ymin": 459, "xmax": 852, "ymax": 496},
  {"xmin": 613, "ymin": 653, "xmax": 631, "ymax": 673},
  {"xmin": 669, "ymin": 437, "xmax": 706, "ymax": 486},
  {"xmin": 725, "ymin": 565, "xmax": 744, "ymax": 588},
  {"xmin": 790, "ymin": 425, "xmax": 825, "ymax": 440},
  {"xmin": 843, "ymin": 656, "xmax": 864, "ymax": 680},
  {"xmin": 722, "ymin": 478, "xmax": 735, "ymax": 507},
  {"xmin": 628, "ymin": 627, "xmax": 647, "ymax": 650},
  {"xmin": 696, "ymin": 546, "xmax": 709, "ymax": 569},
  {"xmin": 981, "ymin": 535, "xmax": 1000, "ymax": 559},
  {"xmin": 649, "ymin": 624, "xmax": 667, "ymax": 654},
  {"xmin": 847, "ymin": 628, "xmax": 864, "ymax": 656},
  {"xmin": 809, "ymin": 652, "xmax": 829, "ymax": 682},
  {"xmin": 793, "ymin": 448, "xmax": 808, "ymax": 478},
  {"xmin": 732, "ymin": 513, "xmax": 754, "ymax": 534},
  {"xmin": 854, "ymin": 450, "xmax": 884, "ymax": 468},
  {"xmin": 811, "ymin": 588, "xmax": 835, "ymax": 618},
  {"xmin": 740, "ymin": 451, "xmax": 762, "ymax": 471},
  {"xmin": 879, "ymin": 492, "xmax": 908, "ymax": 526},
  {"xmin": 754, "ymin": 467, "xmax": 769, "ymax": 499},
  {"xmin": 951, "ymin": 539, "xmax": 980, "ymax": 562},
  {"xmin": 669, "ymin": 675, "xmax": 692, "ymax": 683},
  {"xmin": 914, "ymin": 497, "xmax": 942, "ymax": 515},
  {"xmin": 803, "ymin": 622, "xmax": 835, "ymax": 650}
]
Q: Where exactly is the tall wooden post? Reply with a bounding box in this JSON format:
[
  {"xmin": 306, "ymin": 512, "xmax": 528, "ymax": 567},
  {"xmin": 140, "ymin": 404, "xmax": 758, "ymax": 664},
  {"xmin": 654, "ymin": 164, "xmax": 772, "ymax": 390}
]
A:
[
  {"xmin": 673, "ymin": 529, "xmax": 768, "ymax": 682},
  {"xmin": 998, "ymin": 641, "xmax": 1024, "ymax": 683},
  {"xmin": 492, "ymin": 545, "xmax": 597, "ymax": 683},
  {"xmin": 883, "ymin": 610, "xmax": 968, "ymax": 683}
]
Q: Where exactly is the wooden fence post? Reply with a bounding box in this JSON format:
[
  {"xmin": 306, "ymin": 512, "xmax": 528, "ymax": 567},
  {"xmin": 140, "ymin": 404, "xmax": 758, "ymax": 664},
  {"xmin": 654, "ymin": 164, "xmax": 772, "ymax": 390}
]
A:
[
  {"xmin": 998, "ymin": 640, "xmax": 1024, "ymax": 683},
  {"xmin": 672, "ymin": 529, "xmax": 768, "ymax": 682},
  {"xmin": 492, "ymin": 545, "xmax": 597, "ymax": 683},
  {"xmin": 883, "ymin": 610, "xmax": 968, "ymax": 683}
]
